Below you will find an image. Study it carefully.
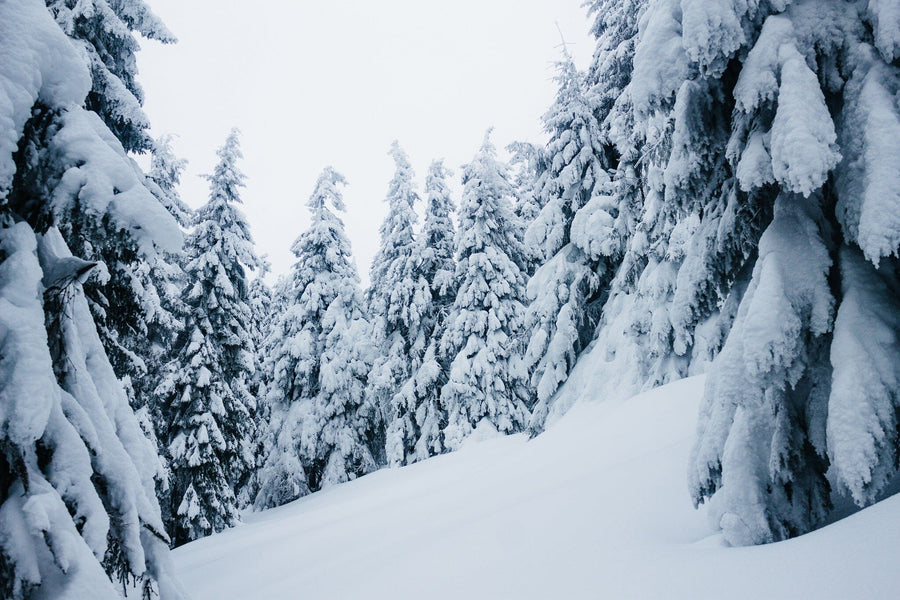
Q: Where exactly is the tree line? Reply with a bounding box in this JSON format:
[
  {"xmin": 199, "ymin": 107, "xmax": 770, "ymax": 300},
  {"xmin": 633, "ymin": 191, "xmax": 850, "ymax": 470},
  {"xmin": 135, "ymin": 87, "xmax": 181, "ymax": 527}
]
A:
[{"xmin": 3, "ymin": 0, "xmax": 900, "ymax": 598}]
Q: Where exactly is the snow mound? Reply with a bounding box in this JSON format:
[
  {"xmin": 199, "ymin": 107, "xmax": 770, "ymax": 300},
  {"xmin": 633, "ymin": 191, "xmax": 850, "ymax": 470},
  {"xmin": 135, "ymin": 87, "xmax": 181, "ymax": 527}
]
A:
[{"xmin": 174, "ymin": 376, "xmax": 900, "ymax": 599}]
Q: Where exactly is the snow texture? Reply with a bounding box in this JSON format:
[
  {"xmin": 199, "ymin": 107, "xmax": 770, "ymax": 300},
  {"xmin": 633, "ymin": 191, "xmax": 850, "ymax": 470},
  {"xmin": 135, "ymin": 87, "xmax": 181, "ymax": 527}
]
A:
[{"xmin": 172, "ymin": 376, "xmax": 900, "ymax": 600}]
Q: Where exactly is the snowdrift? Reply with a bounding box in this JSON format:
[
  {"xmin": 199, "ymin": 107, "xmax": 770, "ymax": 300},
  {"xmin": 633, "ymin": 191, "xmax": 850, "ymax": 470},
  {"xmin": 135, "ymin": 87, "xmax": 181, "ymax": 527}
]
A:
[{"xmin": 174, "ymin": 376, "xmax": 900, "ymax": 599}]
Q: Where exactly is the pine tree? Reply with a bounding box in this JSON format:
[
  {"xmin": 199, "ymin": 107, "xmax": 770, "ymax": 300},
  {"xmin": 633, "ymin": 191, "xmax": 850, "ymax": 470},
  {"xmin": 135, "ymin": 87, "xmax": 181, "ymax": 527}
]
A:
[
  {"xmin": 256, "ymin": 167, "xmax": 377, "ymax": 509},
  {"xmin": 0, "ymin": 1, "xmax": 184, "ymax": 596},
  {"xmin": 439, "ymin": 130, "xmax": 531, "ymax": 450},
  {"xmin": 628, "ymin": 0, "xmax": 900, "ymax": 545},
  {"xmin": 32, "ymin": 1, "xmax": 190, "ymax": 473},
  {"xmin": 527, "ymin": 0, "xmax": 651, "ymax": 431},
  {"xmin": 523, "ymin": 48, "xmax": 613, "ymax": 432},
  {"xmin": 368, "ymin": 142, "xmax": 433, "ymax": 467},
  {"xmin": 239, "ymin": 258, "xmax": 274, "ymax": 506},
  {"xmin": 147, "ymin": 134, "xmax": 192, "ymax": 228},
  {"xmin": 46, "ymin": 0, "xmax": 176, "ymax": 154},
  {"xmin": 389, "ymin": 159, "xmax": 458, "ymax": 464},
  {"xmin": 158, "ymin": 129, "xmax": 259, "ymax": 546}
]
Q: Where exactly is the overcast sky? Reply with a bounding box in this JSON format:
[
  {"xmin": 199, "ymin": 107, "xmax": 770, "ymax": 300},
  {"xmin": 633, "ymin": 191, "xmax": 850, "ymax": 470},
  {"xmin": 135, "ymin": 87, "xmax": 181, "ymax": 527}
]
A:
[{"xmin": 138, "ymin": 1, "xmax": 594, "ymax": 284}]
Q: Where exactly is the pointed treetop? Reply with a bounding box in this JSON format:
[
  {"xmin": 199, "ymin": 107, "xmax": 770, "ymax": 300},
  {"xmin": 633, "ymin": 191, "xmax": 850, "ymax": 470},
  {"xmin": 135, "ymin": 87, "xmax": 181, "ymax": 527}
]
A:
[
  {"xmin": 150, "ymin": 134, "xmax": 187, "ymax": 189},
  {"xmin": 427, "ymin": 158, "xmax": 452, "ymax": 182},
  {"xmin": 205, "ymin": 128, "xmax": 246, "ymax": 204},
  {"xmin": 307, "ymin": 166, "xmax": 348, "ymax": 213},
  {"xmin": 388, "ymin": 140, "xmax": 411, "ymax": 170},
  {"xmin": 480, "ymin": 127, "xmax": 497, "ymax": 155},
  {"xmin": 385, "ymin": 140, "xmax": 417, "ymax": 209},
  {"xmin": 554, "ymin": 21, "xmax": 575, "ymax": 65}
]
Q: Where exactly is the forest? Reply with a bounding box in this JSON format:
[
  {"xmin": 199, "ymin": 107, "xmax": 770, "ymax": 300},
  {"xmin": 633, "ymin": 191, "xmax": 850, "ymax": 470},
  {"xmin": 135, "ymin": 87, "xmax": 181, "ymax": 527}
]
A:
[{"xmin": 2, "ymin": 0, "xmax": 900, "ymax": 598}]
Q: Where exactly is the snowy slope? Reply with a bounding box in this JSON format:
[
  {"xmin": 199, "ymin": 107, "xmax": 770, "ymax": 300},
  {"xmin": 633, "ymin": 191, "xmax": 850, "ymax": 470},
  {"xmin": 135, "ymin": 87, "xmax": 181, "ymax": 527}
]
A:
[{"xmin": 174, "ymin": 376, "xmax": 900, "ymax": 599}]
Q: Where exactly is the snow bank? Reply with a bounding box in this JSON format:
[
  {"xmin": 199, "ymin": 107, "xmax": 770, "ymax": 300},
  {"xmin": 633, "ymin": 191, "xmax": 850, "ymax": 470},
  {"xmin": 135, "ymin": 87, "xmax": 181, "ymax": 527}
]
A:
[{"xmin": 173, "ymin": 376, "xmax": 900, "ymax": 598}]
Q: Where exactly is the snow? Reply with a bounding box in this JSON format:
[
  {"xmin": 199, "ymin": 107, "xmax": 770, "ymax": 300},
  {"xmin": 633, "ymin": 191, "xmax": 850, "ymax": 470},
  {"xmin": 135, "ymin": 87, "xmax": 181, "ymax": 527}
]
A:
[
  {"xmin": 0, "ymin": 0, "xmax": 89, "ymax": 192},
  {"xmin": 173, "ymin": 375, "xmax": 900, "ymax": 599}
]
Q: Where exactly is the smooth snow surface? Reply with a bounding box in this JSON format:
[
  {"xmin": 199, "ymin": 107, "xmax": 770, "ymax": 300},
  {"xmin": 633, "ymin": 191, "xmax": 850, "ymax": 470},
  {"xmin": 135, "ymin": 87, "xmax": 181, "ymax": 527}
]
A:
[{"xmin": 174, "ymin": 376, "xmax": 900, "ymax": 599}]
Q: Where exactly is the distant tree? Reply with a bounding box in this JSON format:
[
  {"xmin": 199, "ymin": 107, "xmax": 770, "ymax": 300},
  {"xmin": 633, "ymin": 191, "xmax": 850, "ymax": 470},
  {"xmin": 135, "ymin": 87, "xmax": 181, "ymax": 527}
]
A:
[
  {"xmin": 239, "ymin": 258, "xmax": 275, "ymax": 506},
  {"xmin": 388, "ymin": 159, "xmax": 458, "ymax": 464},
  {"xmin": 158, "ymin": 130, "xmax": 259, "ymax": 545},
  {"xmin": 367, "ymin": 142, "xmax": 434, "ymax": 467},
  {"xmin": 439, "ymin": 131, "xmax": 531, "ymax": 450},
  {"xmin": 256, "ymin": 167, "xmax": 377, "ymax": 509}
]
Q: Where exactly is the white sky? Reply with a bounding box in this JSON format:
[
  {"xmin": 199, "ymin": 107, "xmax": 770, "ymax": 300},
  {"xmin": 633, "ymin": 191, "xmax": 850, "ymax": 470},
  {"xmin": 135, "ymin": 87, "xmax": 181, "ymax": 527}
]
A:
[{"xmin": 137, "ymin": 0, "xmax": 594, "ymax": 284}]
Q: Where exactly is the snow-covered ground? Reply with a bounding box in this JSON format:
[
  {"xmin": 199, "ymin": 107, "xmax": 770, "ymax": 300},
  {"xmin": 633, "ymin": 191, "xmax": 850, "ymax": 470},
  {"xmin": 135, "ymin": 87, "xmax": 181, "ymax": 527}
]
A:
[{"xmin": 174, "ymin": 376, "xmax": 900, "ymax": 599}]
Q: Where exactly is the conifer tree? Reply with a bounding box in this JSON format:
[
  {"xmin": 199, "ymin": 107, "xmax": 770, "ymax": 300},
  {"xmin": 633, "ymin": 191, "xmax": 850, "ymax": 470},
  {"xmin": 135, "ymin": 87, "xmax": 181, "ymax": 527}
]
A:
[
  {"xmin": 508, "ymin": 142, "xmax": 546, "ymax": 234},
  {"xmin": 46, "ymin": 0, "xmax": 176, "ymax": 154},
  {"xmin": 0, "ymin": 1, "xmax": 184, "ymax": 596},
  {"xmin": 574, "ymin": 0, "xmax": 900, "ymax": 545},
  {"xmin": 256, "ymin": 168, "xmax": 376, "ymax": 508},
  {"xmin": 389, "ymin": 159, "xmax": 458, "ymax": 464},
  {"xmin": 158, "ymin": 129, "xmax": 259, "ymax": 545},
  {"xmin": 523, "ymin": 49, "xmax": 613, "ymax": 432},
  {"xmin": 527, "ymin": 0, "xmax": 650, "ymax": 430},
  {"xmin": 439, "ymin": 131, "xmax": 531, "ymax": 450},
  {"xmin": 36, "ymin": 1, "xmax": 190, "ymax": 465},
  {"xmin": 148, "ymin": 134, "xmax": 192, "ymax": 227},
  {"xmin": 239, "ymin": 258, "xmax": 274, "ymax": 506},
  {"xmin": 139, "ymin": 134, "xmax": 191, "ymax": 446},
  {"xmin": 368, "ymin": 142, "xmax": 434, "ymax": 466},
  {"xmin": 685, "ymin": 0, "xmax": 900, "ymax": 545}
]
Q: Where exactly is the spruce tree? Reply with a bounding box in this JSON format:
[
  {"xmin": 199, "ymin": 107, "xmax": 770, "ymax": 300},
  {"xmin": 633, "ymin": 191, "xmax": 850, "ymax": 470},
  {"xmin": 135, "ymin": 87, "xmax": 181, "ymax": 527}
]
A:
[
  {"xmin": 46, "ymin": 0, "xmax": 176, "ymax": 154},
  {"xmin": 439, "ymin": 131, "xmax": 531, "ymax": 450},
  {"xmin": 368, "ymin": 142, "xmax": 433, "ymax": 467},
  {"xmin": 239, "ymin": 258, "xmax": 274, "ymax": 506},
  {"xmin": 158, "ymin": 129, "xmax": 259, "ymax": 545},
  {"xmin": 685, "ymin": 0, "xmax": 900, "ymax": 545},
  {"xmin": 574, "ymin": 0, "xmax": 900, "ymax": 545},
  {"xmin": 140, "ymin": 133, "xmax": 191, "ymax": 442},
  {"xmin": 389, "ymin": 159, "xmax": 458, "ymax": 464},
  {"xmin": 34, "ymin": 1, "xmax": 190, "ymax": 474},
  {"xmin": 527, "ymin": 0, "xmax": 650, "ymax": 430},
  {"xmin": 0, "ymin": 1, "xmax": 184, "ymax": 596},
  {"xmin": 256, "ymin": 167, "xmax": 376, "ymax": 508},
  {"xmin": 523, "ymin": 48, "xmax": 612, "ymax": 432},
  {"xmin": 147, "ymin": 134, "xmax": 192, "ymax": 228}
]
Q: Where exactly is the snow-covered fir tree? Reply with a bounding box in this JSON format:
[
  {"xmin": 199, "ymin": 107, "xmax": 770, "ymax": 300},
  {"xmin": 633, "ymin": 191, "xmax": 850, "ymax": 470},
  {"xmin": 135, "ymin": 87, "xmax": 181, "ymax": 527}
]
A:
[
  {"xmin": 508, "ymin": 141, "xmax": 546, "ymax": 230},
  {"xmin": 522, "ymin": 47, "xmax": 614, "ymax": 433},
  {"xmin": 46, "ymin": 0, "xmax": 176, "ymax": 154},
  {"xmin": 388, "ymin": 159, "xmax": 458, "ymax": 464},
  {"xmin": 585, "ymin": 0, "xmax": 741, "ymax": 404},
  {"xmin": 139, "ymin": 133, "xmax": 191, "ymax": 422},
  {"xmin": 526, "ymin": 0, "xmax": 652, "ymax": 430},
  {"xmin": 0, "ymin": 1, "xmax": 184, "ymax": 596},
  {"xmin": 157, "ymin": 129, "xmax": 259, "ymax": 546},
  {"xmin": 685, "ymin": 0, "xmax": 900, "ymax": 546},
  {"xmin": 12, "ymin": 1, "xmax": 190, "ymax": 470},
  {"xmin": 247, "ymin": 256, "xmax": 274, "ymax": 401},
  {"xmin": 507, "ymin": 140, "xmax": 546, "ymax": 276},
  {"xmin": 439, "ymin": 130, "xmax": 532, "ymax": 450},
  {"xmin": 256, "ymin": 167, "xmax": 377, "ymax": 509},
  {"xmin": 368, "ymin": 142, "xmax": 434, "ymax": 467},
  {"xmin": 239, "ymin": 257, "xmax": 274, "ymax": 506},
  {"xmin": 147, "ymin": 134, "xmax": 192, "ymax": 227},
  {"xmin": 567, "ymin": 0, "xmax": 900, "ymax": 546}
]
